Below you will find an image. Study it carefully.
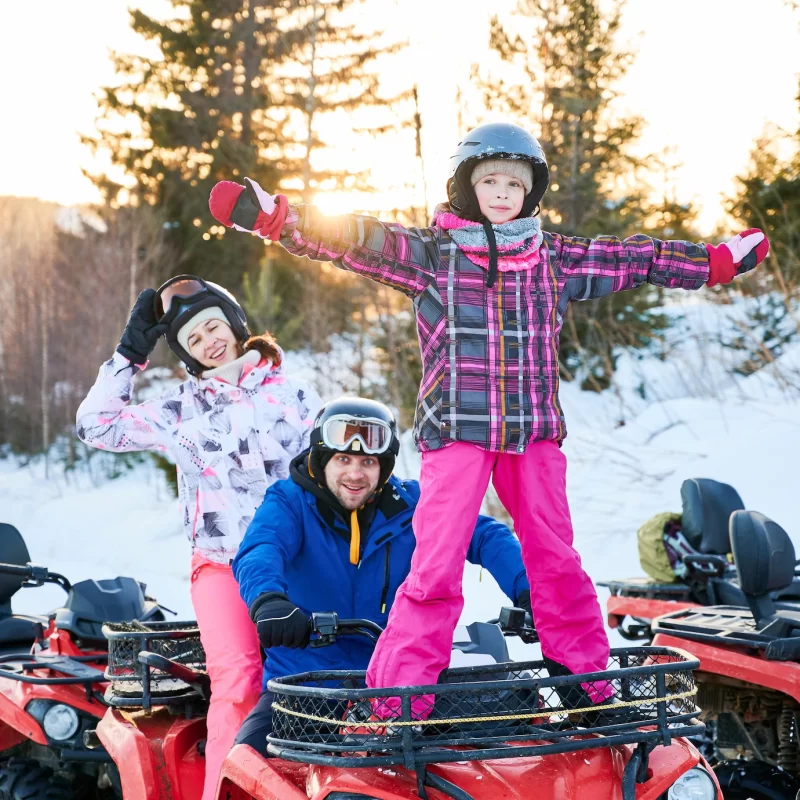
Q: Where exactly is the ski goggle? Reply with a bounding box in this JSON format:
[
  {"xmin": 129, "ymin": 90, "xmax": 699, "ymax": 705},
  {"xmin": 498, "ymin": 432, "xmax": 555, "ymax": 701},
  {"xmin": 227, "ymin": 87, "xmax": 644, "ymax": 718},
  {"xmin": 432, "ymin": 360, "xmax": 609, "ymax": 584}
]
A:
[
  {"xmin": 321, "ymin": 416, "xmax": 393, "ymax": 455},
  {"xmin": 154, "ymin": 276, "xmax": 210, "ymax": 322}
]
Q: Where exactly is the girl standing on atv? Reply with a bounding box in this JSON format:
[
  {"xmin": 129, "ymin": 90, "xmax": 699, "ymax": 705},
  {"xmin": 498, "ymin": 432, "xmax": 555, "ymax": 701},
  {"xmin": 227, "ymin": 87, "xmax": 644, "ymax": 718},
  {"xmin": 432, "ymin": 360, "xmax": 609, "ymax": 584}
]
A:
[
  {"xmin": 76, "ymin": 277, "xmax": 321, "ymax": 798},
  {"xmin": 208, "ymin": 122, "xmax": 770, "ymax": 717}
]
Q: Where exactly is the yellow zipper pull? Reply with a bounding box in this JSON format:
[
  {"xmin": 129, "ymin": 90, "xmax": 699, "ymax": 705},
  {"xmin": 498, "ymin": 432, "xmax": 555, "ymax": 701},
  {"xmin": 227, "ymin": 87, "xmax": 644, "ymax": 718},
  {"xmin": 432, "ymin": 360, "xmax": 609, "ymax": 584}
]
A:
[{"xmin": 349, "ymin": 510, "xmax": 361, "ymax": 565}]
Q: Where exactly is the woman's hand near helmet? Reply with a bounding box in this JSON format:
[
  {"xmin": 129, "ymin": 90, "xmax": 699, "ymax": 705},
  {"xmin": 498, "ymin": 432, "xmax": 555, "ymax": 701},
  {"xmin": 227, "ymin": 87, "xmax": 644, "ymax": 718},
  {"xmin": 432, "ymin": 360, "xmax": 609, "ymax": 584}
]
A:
[
  {"xmin": 209, "ymin": 177, "xmax": 288, "ymax": 241},
  {"xmin": 117, "ymin": 288, "xmax": 169, "ymax": 365}
]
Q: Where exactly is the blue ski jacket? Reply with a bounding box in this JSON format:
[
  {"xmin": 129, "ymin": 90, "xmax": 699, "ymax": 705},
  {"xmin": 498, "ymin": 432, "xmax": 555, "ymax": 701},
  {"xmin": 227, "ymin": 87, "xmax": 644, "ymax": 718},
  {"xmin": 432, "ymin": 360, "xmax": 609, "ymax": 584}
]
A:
[{"xmin": 233, "ymin": 464, "xmax": 530, "ymax": 688}]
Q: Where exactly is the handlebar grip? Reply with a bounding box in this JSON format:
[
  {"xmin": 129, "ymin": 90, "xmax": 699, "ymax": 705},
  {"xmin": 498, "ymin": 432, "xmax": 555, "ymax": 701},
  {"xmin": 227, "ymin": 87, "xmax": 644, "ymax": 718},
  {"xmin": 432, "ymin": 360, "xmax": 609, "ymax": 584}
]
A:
[{"xmin": 0, "ymin": 562, "xmax": 33, "ymax": 578}]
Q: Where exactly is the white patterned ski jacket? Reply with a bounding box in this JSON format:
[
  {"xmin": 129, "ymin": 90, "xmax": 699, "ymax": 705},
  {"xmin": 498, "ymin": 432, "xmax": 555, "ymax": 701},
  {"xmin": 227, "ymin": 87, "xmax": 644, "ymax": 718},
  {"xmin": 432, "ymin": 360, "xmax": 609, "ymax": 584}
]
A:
[{"xmin": 76, "ymin": 352, "xmax": 322, "ymax": 564}]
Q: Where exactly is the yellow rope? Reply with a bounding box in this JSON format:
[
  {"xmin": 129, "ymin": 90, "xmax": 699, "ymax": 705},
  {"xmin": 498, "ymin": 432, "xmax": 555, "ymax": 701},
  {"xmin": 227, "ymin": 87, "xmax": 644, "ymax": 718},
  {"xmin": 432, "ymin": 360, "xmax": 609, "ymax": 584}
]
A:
[
  {"xmin": 119, "ymin": 709, "xmax": 141, "ymax": 727},
  {"xmin": 271, "ymin": 686, "xmax": 698, "ymax": 729}
]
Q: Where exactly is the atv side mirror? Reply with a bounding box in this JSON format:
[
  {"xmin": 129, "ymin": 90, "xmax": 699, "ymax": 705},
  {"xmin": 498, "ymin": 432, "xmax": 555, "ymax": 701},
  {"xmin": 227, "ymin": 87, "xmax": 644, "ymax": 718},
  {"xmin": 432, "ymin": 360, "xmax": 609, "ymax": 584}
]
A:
[{"xmin": 730, "ymin": 510, "xmax": 795, "ymax": 626}]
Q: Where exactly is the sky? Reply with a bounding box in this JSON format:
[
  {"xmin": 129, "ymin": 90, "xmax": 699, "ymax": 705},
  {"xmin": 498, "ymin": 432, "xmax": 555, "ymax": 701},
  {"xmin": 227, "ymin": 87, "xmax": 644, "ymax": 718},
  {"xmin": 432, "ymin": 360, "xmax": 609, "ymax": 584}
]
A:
[{"xmin": 0, "ymin": 0, "xmax": 798, "ymax": 233}]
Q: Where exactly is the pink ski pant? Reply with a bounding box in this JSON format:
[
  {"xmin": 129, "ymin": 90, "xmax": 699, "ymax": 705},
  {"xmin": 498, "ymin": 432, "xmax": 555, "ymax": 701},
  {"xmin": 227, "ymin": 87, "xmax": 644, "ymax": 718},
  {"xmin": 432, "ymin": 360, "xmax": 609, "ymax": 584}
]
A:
[
  {"xmin": 190, "ymin": 553, "xmax": 262, "ymax": 800},
  {"xmin": 366, "ymin": 440, "xmax": 610, "ymax": 713}
]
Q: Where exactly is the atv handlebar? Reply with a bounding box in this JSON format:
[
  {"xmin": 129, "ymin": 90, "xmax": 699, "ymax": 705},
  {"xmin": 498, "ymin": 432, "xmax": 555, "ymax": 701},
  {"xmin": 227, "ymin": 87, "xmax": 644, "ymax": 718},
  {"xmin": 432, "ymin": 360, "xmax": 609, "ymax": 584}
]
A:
[
  {"xmin": 308, "ymin": 605, "xmax": 538, "ymax": 648},
  {"xmin": 0, "ymin": 561, "xmax": 71, "ymax": 592},
  {"xmin": 309, "ymin": 612, "xmax": 383, "ymax": 647}
]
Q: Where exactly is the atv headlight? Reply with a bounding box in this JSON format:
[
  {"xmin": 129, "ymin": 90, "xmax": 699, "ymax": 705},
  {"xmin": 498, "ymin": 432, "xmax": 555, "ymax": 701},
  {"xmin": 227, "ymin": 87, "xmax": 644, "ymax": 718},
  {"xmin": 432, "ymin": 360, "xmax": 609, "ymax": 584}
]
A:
[
  {"xmin": 42, "ymin": 703, "xmax": 80, "ymax": 741},
  {"xmin": 667, "ymin": 767, "xmax": 716, "ymax": 800}
]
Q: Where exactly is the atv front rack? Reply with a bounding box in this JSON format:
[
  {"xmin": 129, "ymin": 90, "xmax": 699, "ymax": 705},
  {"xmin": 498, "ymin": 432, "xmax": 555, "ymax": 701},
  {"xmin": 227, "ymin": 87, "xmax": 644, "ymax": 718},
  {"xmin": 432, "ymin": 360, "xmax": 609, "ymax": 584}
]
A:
[
  {"xmin": 102, "ymin": 620, "xmax": 206, "ymax": 710},
  {"xmin": 267, "ymin": 646, "xmax": 703, "ymax": 776}
]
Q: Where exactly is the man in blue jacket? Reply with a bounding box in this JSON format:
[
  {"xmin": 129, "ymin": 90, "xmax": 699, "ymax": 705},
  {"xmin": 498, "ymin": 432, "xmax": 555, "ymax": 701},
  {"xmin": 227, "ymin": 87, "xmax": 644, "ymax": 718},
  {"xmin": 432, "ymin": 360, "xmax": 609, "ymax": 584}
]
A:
[{"xmin": 231, "ymin": 396, "xmax": 531, "ymax": 755}]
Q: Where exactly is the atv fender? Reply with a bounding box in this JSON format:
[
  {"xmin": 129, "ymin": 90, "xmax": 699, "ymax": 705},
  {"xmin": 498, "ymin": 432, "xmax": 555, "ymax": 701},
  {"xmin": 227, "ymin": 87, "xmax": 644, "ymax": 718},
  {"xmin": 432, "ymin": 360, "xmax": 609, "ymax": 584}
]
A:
[
  {"xmin": 0, "ymin": 682, "xmax": 46, "ymax": 745},
  {"xmin": 96, "ymin": 707, "xmax": 206, "ymax": 800}
]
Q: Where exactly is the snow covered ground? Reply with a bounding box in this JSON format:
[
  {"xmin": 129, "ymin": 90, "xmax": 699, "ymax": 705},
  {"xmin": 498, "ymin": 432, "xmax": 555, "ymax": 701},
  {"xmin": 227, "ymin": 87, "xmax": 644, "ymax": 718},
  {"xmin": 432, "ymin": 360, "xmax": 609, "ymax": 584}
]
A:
[{"xmin": 2, "ymin": 297, "xmax": 799, "ymax": 664}]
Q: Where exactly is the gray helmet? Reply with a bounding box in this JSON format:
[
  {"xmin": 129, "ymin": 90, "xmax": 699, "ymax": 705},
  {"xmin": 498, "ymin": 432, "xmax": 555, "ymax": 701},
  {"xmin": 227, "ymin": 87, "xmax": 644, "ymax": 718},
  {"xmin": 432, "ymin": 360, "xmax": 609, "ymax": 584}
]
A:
[{"xmin": 447, "ymin": 123, "xmax": 550, "ymax": 222}]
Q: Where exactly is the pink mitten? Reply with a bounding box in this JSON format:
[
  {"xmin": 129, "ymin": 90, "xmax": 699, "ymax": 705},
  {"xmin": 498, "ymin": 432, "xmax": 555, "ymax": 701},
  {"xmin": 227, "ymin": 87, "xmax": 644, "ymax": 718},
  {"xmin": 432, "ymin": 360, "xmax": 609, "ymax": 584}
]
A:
[
  {"xmin": 209, "ymin": 178, "xmax": 288, "ymax": 241},
  {"xmin": 706, "ymin": 228, "xmax": 770, "ymax": 287}
]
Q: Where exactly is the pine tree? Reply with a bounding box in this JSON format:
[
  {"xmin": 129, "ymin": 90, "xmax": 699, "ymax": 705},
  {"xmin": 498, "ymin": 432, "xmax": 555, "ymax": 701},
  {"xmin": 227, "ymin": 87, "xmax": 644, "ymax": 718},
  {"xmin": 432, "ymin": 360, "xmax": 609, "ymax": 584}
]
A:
[
  {"xmin": 725, "ymin": 85, "xmax": 800, "ymax": 373},
  {"xmin": 477, "ymin": 0, "xmax": 673, "ymax": 389},
  {"xmin": 84, "ymin": 0, "xmax": 403, "ymax": 353}
]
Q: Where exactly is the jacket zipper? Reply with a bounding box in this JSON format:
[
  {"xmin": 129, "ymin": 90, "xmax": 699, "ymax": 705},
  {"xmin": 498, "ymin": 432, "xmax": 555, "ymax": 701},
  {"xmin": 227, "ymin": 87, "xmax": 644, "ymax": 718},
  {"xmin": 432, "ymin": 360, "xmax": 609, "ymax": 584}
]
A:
[{"xmin": 380, "ymin": 543, "xmax": 392, "ymax": 613}]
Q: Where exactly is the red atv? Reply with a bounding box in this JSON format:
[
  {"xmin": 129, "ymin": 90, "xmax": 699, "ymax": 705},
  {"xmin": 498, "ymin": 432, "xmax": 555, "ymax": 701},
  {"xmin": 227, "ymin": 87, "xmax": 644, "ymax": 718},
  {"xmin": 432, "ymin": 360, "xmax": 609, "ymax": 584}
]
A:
[
  {"xmin": 651, "ymin": 508, "xmax": 800, "ymax": 799},
  {"xmin": 599, "ymin": 478, "xmax": 800, "ymax": 642},
  {"xmin": 95, "ymin": 607, "xmax": 720, "ymax": 800},
  {"xmin": 0, "ymin": 522, "xmax": 167, "ymax": 798}
]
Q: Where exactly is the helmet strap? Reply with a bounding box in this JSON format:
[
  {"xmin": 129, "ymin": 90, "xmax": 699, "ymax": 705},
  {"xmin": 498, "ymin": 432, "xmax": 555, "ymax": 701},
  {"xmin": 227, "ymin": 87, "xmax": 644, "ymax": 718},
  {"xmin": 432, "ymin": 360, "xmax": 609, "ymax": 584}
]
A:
[{"xmin": 482, "ymin": 220, "xmax": 499, "ymax": 289}]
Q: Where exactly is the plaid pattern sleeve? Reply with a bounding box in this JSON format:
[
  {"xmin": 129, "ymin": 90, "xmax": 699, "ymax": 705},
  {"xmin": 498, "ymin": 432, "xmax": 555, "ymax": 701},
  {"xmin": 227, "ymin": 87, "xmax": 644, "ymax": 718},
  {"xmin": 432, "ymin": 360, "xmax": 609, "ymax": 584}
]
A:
[
  {"xmin": 279, "ymin": 204, "xmax": 437, "ymax": 298},
  {"xmin": 554, "ymin": 233, "xmax": 710, "ymax": 302}
]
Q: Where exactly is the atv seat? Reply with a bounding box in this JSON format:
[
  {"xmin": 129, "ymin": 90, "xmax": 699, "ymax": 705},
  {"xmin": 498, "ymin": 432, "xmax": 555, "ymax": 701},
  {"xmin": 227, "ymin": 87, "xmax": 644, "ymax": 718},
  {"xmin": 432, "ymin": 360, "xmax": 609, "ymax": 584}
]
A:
[
  {"xmin": 0, "ymin": 523, "xmax": 32, "ymax": 608},
  {"xmin": 653, "ymin": 510, "xmax": 800, "ymax": 661},
  {"xmin": 680, "ymin": 478, "xmax": 744, "ymax": 555}
]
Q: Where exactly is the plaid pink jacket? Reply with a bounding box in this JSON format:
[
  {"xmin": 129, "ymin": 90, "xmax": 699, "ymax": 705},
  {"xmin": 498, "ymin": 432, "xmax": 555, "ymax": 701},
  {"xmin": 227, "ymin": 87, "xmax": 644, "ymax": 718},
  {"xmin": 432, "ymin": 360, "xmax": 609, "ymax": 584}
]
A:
[{"xmin": 280, "ymin": 205, "xmax": 709, "ymax": 453}]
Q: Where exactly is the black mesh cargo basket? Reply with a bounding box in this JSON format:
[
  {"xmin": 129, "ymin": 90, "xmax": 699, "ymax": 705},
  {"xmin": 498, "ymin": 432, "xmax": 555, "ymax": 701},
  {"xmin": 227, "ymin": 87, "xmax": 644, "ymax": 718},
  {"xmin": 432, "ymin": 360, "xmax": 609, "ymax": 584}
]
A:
[
  {"xmin": 103, "ymin": 620, "xmax": 206, "ymax": 709},
  {"xmin": 267, "ymin": 646, "xmax": 703, "ymax": 772}
]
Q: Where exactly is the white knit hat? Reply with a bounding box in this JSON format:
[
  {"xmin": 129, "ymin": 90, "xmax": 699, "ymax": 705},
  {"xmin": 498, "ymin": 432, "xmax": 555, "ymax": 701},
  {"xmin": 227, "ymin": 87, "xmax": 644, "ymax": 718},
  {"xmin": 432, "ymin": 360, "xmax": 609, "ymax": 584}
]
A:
[
  {"xmin": 177, "ymin": 306, "xmax": 231, "ymax": 353},
  {"xmin": 470, "ymin": 159, "xmax": 533, "ymax": 195}
]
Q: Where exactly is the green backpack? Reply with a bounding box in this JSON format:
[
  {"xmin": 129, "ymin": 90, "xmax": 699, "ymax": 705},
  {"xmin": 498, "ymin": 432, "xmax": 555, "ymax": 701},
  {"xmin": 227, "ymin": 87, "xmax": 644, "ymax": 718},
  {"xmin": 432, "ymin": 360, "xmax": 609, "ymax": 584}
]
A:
[{"xmin": 637, "ymin": 511, "xmax": 683, "ymax": 583}]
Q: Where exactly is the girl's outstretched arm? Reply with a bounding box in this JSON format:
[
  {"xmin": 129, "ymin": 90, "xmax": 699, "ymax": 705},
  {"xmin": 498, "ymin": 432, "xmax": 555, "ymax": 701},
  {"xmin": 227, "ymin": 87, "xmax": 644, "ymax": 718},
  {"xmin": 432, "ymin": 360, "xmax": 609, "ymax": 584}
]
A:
[
  {"xmin": 210, "ymin": 178, "xmax": 436, "ymax": 298},
  {"xmin": 554, "ymin": 227, "xmax": 769, "ymax": 302},
  {"xmin": 554, "ymin": 232, "xmax": 709, "ymax": 300}
]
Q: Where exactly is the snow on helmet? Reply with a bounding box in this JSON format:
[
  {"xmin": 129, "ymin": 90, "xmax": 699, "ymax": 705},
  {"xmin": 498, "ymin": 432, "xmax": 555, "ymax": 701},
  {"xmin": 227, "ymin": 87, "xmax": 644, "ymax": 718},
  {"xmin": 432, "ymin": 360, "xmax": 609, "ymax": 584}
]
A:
[
  {"xmin": 447, "ymin": 122, "xmax": 550, "ymax": 222},
  {"xmin": 154, "ymin": 274, "xmax": 250, "ymax": 376},
  {"xmin": 309, "ymin": 397, "xmax": 400, "ymax": 487}
]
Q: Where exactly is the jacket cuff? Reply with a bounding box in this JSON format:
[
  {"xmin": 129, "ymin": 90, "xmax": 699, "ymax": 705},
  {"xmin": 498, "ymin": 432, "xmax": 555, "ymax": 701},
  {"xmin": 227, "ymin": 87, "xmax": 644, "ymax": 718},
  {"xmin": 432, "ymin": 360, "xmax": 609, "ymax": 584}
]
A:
[
  {"xmin": 705, "ymin": 242, "xmax": 735, "ymax": 287},
  {"xmin": 115, "ymin": 346, "xmax": 149, "ymax": 368}
]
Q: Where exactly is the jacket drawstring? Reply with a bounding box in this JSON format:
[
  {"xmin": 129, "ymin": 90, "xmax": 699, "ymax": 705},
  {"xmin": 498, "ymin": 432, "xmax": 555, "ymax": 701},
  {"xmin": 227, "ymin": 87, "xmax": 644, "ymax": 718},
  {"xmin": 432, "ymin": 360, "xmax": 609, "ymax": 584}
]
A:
[
  {"xmin": 482, "ymin": 220, "xmax": 499, "ymax": 288},
  {"xmin": 349, "ymin": 509, "xmax": 361, "ymax": 565},
  {"xmin": 380, "ymin": 542, "xmax": 392, "ymax": 613}
]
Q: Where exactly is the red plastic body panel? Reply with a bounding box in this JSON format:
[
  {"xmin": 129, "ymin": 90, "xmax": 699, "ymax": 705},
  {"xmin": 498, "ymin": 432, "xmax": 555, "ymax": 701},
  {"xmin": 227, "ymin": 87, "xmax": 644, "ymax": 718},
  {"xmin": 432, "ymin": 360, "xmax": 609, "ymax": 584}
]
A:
[
  {"xmin": 96, "ymin": 707, "xmax": 206, "ymax": 800},
  {"xmin": 607, "ymin": 596, "xmax": 699, "ymax": 628},
  {"xmin": 652, "ymin": 632, "xmax": 800, "ymax": 704},
  {"xmin": 216, "ymin": 738, "xmax": 717, "ymax": 800},
  {"xmin": 0, "ymin": 629, "xmax": 107, "ymax": 751}
]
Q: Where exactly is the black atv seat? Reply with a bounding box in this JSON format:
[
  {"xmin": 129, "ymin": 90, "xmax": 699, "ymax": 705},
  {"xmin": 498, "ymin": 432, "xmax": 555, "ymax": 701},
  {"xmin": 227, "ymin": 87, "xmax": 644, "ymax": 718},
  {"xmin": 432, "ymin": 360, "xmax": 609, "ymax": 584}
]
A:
[
  {"xmin": 0, "ymin": 523, "xmax": 31, "ymax": 605},
  {"xmin": 680, "ymin": 478, "xmax": 744, "ymax": 555}
]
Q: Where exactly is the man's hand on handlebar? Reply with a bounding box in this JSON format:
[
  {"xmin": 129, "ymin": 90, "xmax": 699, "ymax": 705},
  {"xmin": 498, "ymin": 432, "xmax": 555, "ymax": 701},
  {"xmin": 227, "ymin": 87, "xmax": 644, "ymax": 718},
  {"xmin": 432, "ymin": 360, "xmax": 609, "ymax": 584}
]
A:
[{"xmin": 249, "ymin": 594, "xmax": 312, "ymax": 650}]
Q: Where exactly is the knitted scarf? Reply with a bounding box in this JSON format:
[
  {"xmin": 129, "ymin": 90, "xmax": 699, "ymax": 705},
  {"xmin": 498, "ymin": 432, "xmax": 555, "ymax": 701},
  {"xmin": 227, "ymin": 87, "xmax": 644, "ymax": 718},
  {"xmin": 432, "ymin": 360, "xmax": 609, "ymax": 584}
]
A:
[{"xmin": 434, "ymin": 204, "xmax": 544, "ymax": 287}]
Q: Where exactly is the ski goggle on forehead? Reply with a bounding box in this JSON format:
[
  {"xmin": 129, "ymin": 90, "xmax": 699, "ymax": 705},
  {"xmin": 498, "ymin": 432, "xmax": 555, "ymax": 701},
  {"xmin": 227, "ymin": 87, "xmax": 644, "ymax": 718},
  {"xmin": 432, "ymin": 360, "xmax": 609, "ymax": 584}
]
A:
[
  {"xmin": 154, "ymin": 276, "xmax": 210, "ymax": 321},
  {"xmin": 321, "ymin": 416, "xmax": 392, "ymax": 455}
]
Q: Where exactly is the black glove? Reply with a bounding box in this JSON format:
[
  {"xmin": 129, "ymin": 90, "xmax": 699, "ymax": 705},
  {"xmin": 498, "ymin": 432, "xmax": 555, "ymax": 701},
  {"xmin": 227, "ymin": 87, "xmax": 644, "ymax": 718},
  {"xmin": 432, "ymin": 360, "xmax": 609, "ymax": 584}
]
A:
[
  {"xmin": 515, "ymin": 589, "xmax": 532, "ymax": 617},
  {"xmin": 117, "ymin": 288, "xmax": 168, "ymax": 364},
  {"xmin": 250, "ymin": 593, "xmax": 311, "ymax": 649}
]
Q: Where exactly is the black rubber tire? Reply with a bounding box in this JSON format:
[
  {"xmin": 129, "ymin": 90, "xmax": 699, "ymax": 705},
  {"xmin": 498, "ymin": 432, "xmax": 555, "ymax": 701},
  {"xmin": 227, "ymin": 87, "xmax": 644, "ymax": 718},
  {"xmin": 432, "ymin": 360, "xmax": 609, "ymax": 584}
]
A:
[{"xmin": 0, "ymin": 760, "xmax": 75, "ymax": 800}]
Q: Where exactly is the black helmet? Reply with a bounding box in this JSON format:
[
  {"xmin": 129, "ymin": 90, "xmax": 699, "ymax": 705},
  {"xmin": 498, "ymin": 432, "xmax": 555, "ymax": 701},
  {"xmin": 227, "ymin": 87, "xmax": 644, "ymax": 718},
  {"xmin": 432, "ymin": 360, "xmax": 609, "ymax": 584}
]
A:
[
  {"xmin": 309, "ymin": 397, "xmax": 400, "ymax": 487},
  {"xmin": 447, "ymin": 123, "xmax": 550, "ymax": 222},
  {"xmin": 154, "ymin": 275, "xmax": 250, "ymax": 376}
]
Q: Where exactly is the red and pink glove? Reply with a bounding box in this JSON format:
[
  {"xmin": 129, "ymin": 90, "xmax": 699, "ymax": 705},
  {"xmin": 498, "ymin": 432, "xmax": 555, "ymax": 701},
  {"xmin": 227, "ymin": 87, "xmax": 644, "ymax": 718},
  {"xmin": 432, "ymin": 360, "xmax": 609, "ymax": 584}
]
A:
[
  {"xmin": 208, "ymin": 177, "xmax": 288, "ymax": 241},
  {"xmin": 706, "ymin": 228, "xmax": 770, "ymax": 287}
]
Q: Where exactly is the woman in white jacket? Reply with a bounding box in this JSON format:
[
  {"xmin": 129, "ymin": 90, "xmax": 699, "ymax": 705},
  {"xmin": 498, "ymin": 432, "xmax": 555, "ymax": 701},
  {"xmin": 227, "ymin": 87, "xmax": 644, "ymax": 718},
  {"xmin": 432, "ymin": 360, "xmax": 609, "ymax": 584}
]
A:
[{"xmin": 76, "ymin": 275, "xmax": 321, "ymax": 800}]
